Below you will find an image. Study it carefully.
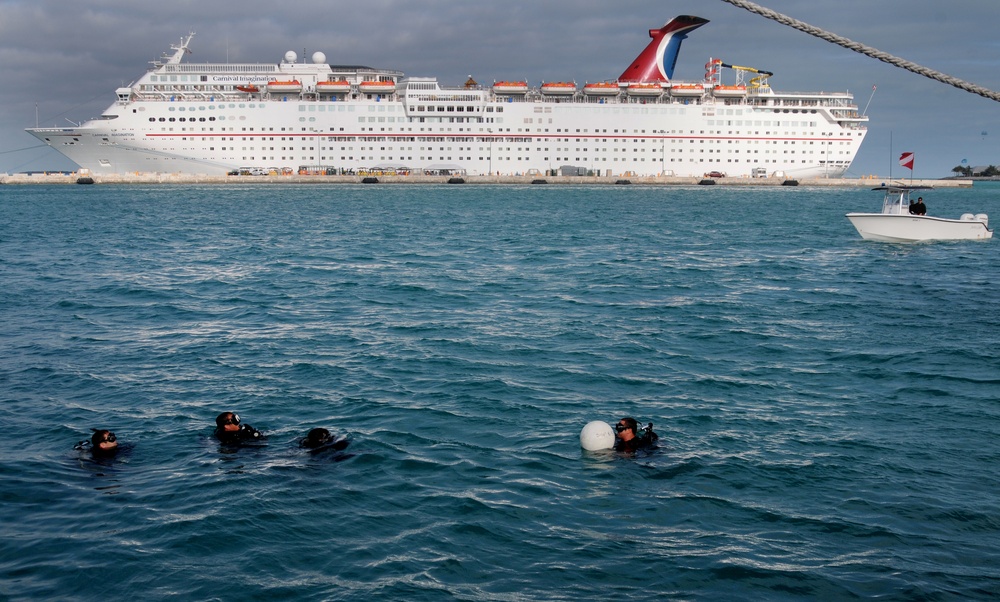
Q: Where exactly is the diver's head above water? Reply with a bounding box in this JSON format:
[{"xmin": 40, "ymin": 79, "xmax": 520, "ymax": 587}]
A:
[
  {"xmin": 301, "ymin": 427, "xmax": 334, "ymax": 449},
  {"xmin": 215, "ymin": 412, "xmax": 241, "ymax": 432},
  {"xmin": 615, "ymin": 417, "xmax": 638, "ymax": 441},
  {"xmin": 90, "ymin": 429, "xmax": 118, "ymax": 455},
  {"xmin": 213, "ymin": 411, "xmax": 263, "ymax": 445}
]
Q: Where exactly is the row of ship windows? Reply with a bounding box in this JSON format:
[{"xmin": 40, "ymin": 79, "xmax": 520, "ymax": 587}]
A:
[
  {"xmin": 140, "ymin": 103, "xmax": 521, "ymax": 115},
  {"xmin": 139, "ymin": 94, "xmax": 837, "ymax": 115},
  {"xmin": 163, "ymin": 136, "xmax": 856, "ymax": 147},
  {"xmin": 143, "ymin": 123, "xmax": 861, "ymax": 137},
  {"xmin": 151, "ymin": 104, "xmax": 510, "ymax": 114},
  {"xmin": 142, "ymin": 106, "xmax": 843, "ymax": 129},
  {"xmin": 176, "ymin": 146, "xmax": 854, "ymax": 157},
  {"xmin": 151, "ymin": 117, "xmax": 217, "ymax": 122},
  {"xmin": 135, "ymin": 102, "xmax": 857, "ymax": 124},
  {"xmin": 152, "ymin": 128, "xmax": 845, "ymax": 139},
  {"xmin": 196, "ymin": 155, "xmax": 844, "ymax": 165},
  {"xmin": 144, "ymin": 102, "xmax": 510, "ymax": 113},
  {"xmin": 149, "ymin": 119, "xmax": 839, "ymax": 136}
]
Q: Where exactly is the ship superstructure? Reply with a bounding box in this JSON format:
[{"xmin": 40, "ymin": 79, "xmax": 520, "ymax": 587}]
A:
[{"xmin": 26, "ymin": 16, "xmax": 867, "ymax": 178}]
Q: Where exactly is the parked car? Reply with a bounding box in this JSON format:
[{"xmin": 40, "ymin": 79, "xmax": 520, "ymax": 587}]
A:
[{"xmin": 706, "ymin": 171, "xmax": 725, "ymax": 178}]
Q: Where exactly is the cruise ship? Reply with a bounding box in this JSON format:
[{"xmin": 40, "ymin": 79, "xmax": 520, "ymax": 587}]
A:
[{"xmin": 26, "ymin": 15, "xmax": 868, "ymax": 178}]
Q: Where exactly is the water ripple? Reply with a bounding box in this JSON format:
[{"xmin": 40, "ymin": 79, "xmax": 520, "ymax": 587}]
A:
[{"xmin": 1, "ymin": 184, "xmax": 999, "ymax": 599}]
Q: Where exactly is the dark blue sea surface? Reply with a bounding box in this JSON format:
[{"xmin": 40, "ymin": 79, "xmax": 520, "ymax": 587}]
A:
[{"xmin": 1, "ymin": 182, "xmax": 998, "ymax": 600}]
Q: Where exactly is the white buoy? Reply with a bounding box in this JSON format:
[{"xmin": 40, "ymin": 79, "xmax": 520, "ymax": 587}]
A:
[{"xmin": 580, "ymin": 420, "xmax": 615, "ymax": 451}]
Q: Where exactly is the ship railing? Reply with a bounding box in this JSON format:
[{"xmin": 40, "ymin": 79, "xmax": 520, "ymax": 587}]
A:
[
  {"xmin": 493, "ymin": 93, "xmax": 689, "ymax": 106},
  {"xmin": 830, "ymin": 108, "xmax": 864, "ymax": 117},
  {"xmin": 768, "ymin": 91, "xmax": 854, "ymax": 101},
  {"xmin": 623, "ymin": 95, "xmax": 662, "ymax": 104},
  {"xmin": 160, "ymin": 63, "xmax": 281, "ymax": 74},
  {"xmin": 491, "ymin": 94, "xmax": 532, "ymax": 103},
  {"xmin": 133, "ymin": 92, "xmax": 177, "ymax": 102},
  {"xmin": 337, "ymin": 67, "xmax": 404, "ymax": 78},
  {"xmin": 581, "ymin": 96, "xmax": 625, "ymax": 104},
  {"xmin": 132, "ymin": 89, "xmax": 259, "ymax": 102}
]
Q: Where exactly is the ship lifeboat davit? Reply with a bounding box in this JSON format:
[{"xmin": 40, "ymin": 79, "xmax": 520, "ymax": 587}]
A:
[
  {"xmin": 359, "ymin": 80, "xmax": 396, "ymax": 94},
  {"xmin": 316, "ymin": 80, "xmax": 352, "ymax": 94},
  {"xmin": 713, "ymin": 85, "xmax": 747, "ymax": 98},
  {"xmin": 267, "ymin": 80, "xmax": 303, "ymax": 94},
  {"xmin": 236, "ymin": 84, "xmax": 260, "ymax": 93},
  {"xmin": 670, "ymin": 83, "xmax": 705, "ymax": 97},
  {"xmin": 583, "ymin": 82, "xmax": 621, "ymax": 96},
  {"xmin": 492, "ymin": 81, "xmax": 529, "ymax": 95},
  {"xmin": 626, "ymin": 83, "xmax": 663, "ymax": 97},
  {"xmin": 540, "ymin": 82, "xmax": 577, "ymax": 96}
]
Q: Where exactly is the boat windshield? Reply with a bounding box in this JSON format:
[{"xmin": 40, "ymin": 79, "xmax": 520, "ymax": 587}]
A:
[
  {"xmin": 874, "ymin": 186, "xmax": 932, "ymax": 215},
  {"xmin": 882, "ymin": 190, "xmax": 907, "ymax": 214}
]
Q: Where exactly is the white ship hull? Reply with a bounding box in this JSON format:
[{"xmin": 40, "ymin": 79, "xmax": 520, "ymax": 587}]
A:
[{"xmin": 27, "ymin": 16, "xmax": 868, "ymax": 178}]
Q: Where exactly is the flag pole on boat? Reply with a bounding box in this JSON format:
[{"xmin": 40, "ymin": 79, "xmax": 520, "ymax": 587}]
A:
[{"xmin": 889, "ymin": 131, "xmax": 893, "ymax": 183}]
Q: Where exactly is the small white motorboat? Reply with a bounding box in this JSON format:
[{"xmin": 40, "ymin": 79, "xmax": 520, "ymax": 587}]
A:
[{"xmin": 846, "ymin": 185, "xmax": 992, "ymax": 242}]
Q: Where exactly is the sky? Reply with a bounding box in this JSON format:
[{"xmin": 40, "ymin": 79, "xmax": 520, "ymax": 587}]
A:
[{"xmin": 2, "ymin": 0, "xmax": 999, "ymax": 178}]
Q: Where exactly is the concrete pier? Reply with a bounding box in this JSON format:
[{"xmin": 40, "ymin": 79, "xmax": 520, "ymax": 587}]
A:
[{"xmin": 0, "ymin": 171, "xmax": 973, "ymax": 188}]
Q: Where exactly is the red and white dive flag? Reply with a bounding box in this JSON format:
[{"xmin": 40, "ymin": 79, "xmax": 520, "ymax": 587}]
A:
[{"xmin": 899, "ymin": 152, "xmax": 915, "ymax": 171}]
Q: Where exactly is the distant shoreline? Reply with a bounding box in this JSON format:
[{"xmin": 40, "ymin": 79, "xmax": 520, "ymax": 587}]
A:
[{"xmin": 0, "ymin": 173, "xmax": 973, "ymax": 188}]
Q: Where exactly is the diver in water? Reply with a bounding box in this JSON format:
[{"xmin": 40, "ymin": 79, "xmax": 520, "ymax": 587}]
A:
[
  {"xmin": 74, "ymin": 429, "xmax": 120, "ymax": 457},
  {"xmin": 214, "ymin": 412, "xmax": 264, "ymax": 446},
  {"xmin": 614, "ymin": 417, "xmax": 658, "ymax": 453},
  {"xmin": 299, "ymin": 427, "xmax": 350, "ymax": 453}
]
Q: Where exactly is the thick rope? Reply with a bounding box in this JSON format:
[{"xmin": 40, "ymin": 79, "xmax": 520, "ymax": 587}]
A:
[{"xmin": 719, "ymin": 0, "xmax": 1000, "ymax": 103}]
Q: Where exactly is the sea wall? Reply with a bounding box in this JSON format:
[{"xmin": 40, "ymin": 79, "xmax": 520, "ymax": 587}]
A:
[{"xmin": 0, "ymin": 172, "xmax": 972, "ymax": 188}]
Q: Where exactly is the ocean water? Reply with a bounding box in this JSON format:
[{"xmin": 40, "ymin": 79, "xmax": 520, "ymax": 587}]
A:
[{"xmin": 1, "ymin": 182, "xmax": 998, "ymax": 601}]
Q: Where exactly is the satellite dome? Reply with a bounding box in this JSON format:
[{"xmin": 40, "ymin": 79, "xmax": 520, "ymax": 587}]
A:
[
  {"xmin": 312, "ymin": 51, "xmax": 327, "ymax": 64},
  {"xmin": 284, "ymin": 50, "xmax": 297, "ymax": 63}
]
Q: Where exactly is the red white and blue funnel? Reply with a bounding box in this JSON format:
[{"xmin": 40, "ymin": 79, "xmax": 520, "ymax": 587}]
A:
[{"xmin": 618, "ymin": 15, "xmax": 709, "ymax": 83}]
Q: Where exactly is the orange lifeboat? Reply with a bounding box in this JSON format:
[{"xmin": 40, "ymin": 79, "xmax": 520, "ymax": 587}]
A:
[
  {"xmin": 626, "ymin": 83, "xmax": 663, "ymax": 97},
  {"xmin": 713, "ymin": 85, "xmax": 747, "ymax": 97},
  {"xmin": 669, "ymin": 83, "xmax": 705, "ymax": 97},
  {"xmin": 267, "ymin": 80, "xmax": 302, "ymax": 94},
  {"xmin": 359, "ymin": 80, "xmax": 396, "ymax": 94},
  {"xmin": 583, "ymin": 82, "xmax": 621, "ymax": 96},
  {"xmin": 540, "ymin": 82, "xmax": 576, "ymax": 96},
  {"xmin": 492, "ymin": 81, "xmax": 529, "ymax": 95},
  {"xmin": 316, "ymin": 80, "xmax": 351, "ymax": 94},
  {"xmin": 236, "ymin": 84, "xmax": 259, "ymax": 93}
]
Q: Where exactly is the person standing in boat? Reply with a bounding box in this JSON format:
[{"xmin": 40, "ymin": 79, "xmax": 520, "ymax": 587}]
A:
[{"xmin": 913, "ymin": 197, "xmax": 927, "ymax": 215}]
